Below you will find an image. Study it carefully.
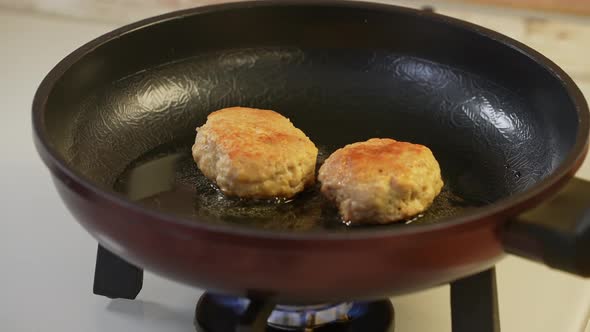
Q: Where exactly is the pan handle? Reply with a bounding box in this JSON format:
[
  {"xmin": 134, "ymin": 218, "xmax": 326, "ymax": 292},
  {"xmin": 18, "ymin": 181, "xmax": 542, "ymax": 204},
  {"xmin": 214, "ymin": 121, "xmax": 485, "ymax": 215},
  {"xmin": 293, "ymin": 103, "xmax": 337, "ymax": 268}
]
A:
[{"xmin": 502, "ymin": 177, "xmax": 590, "ymax": 277}]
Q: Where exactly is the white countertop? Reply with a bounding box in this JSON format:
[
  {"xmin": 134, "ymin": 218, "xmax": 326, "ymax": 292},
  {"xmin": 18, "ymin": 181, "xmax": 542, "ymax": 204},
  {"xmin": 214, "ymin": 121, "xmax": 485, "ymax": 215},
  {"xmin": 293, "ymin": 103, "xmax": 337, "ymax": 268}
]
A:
[{"xmin": 1, "ymin": 8, "xmax": 590, "ymax": 332}]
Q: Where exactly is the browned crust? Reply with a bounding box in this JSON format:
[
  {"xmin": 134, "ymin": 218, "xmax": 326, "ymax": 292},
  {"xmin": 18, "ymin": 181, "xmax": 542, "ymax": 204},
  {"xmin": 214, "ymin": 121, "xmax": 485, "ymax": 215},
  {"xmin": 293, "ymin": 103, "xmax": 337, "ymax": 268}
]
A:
[
  {"xmin": 321, "ymin": 138, "xmax": 432, "ymax": 182},
  {"xmin": 203, "ymin": 107, "xmax": 315, "ymax": 162}
]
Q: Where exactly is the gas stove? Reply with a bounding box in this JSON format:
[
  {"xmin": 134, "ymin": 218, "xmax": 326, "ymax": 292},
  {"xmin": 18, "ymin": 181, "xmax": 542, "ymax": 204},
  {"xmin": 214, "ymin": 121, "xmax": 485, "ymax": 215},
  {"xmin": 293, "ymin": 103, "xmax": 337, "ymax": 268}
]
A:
[{"xmin": 95, "ymin": 245, "xmax": 499, "ymax": 332}]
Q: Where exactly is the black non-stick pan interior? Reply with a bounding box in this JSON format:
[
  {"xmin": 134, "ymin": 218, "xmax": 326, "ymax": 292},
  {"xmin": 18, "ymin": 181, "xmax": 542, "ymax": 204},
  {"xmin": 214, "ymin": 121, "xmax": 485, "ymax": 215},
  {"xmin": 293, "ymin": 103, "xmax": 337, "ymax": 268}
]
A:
[{"xmin": 41, "ymin": 3, "xmax": 580, "ymax": 232}]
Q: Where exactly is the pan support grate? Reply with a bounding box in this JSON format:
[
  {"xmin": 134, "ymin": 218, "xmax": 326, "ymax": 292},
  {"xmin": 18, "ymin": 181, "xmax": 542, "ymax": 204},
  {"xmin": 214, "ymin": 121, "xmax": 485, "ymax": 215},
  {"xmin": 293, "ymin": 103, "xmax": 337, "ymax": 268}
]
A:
[{"xmin": 92, "ymin": 244, "xmax": 500, "ymax": 332}]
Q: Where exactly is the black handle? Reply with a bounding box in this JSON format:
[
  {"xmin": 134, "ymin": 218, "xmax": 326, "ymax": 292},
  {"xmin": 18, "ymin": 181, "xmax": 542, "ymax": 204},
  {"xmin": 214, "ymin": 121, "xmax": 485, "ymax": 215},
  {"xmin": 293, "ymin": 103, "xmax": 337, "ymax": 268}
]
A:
[{"xmin": 503, "ymin": 177, "xmax": 590, "ymax": 277}]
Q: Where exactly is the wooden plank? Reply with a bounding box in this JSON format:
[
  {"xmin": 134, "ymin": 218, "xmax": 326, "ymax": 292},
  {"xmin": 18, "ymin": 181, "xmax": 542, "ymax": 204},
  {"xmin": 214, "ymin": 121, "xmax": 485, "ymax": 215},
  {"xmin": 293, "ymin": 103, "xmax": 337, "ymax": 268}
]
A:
[
  {"xmin": 448, "ymin": 0, "xmax": 590, "ymax": 16},
  {"xmin": 434, "ymin": 5, "xmax": 590, "ymax": 86}
]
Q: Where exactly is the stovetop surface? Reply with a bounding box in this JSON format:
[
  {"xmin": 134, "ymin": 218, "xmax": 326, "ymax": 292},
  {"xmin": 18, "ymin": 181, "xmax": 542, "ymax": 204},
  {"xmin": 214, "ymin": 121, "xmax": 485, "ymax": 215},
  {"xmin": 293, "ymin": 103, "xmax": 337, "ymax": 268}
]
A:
[{"xmin": 1, "ymin": 7, "xmax": 590, "ymax": 332}]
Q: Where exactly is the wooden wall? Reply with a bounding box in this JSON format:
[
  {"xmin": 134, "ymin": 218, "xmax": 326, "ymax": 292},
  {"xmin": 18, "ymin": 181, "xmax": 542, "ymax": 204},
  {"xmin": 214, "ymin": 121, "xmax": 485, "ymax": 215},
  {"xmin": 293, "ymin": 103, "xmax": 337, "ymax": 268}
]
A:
[{"xmin": 453, "ymin": 0, "xmax": 590, "ymax": 16}]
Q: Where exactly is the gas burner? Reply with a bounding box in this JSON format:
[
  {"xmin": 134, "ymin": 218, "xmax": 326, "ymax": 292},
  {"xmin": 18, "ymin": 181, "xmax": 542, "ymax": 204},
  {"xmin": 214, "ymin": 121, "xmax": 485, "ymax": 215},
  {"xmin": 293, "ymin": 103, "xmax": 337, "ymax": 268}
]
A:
[{"xmin": 194, "ymin": 294, "xmax": 394, "ymax": 332}]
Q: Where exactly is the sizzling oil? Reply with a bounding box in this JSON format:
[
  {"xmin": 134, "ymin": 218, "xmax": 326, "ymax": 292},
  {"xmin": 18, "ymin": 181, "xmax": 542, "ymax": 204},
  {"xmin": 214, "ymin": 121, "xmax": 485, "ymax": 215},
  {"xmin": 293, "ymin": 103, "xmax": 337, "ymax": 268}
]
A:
[{"xmin": 114, "ymin": 142, "xmax": 477, "ymax": 232}]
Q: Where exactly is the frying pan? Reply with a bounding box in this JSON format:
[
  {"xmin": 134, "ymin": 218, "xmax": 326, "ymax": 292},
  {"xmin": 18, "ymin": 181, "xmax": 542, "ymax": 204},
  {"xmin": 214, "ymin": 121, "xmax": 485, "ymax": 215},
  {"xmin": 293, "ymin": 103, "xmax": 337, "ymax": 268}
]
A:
[{"xmin": 33, "ymin": 0, "xmax": 590, "ymax": 304}]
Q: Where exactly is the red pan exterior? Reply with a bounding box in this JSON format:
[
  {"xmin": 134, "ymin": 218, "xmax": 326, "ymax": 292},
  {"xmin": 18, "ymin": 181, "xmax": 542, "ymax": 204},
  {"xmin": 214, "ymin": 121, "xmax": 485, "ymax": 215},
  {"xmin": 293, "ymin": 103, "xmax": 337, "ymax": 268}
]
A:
[
  {"xmin": 38, "ymin": 143, "xmax": 585, "ymax": 303},
  {"xmin": 33, "ymin": 1, "xmax": 589, "ymax": 304},
  {"xmin": 50, "ymin": 164, "xmax": 504, "ymax": 303}
]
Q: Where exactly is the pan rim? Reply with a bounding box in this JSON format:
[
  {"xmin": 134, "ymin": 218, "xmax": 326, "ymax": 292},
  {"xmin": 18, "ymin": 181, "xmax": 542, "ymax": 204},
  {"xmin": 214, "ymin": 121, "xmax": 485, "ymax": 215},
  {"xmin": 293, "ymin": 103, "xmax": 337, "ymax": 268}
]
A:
[{"xmin": 32, "ymin": 0, "xmax": 590, "ymax": 240}]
